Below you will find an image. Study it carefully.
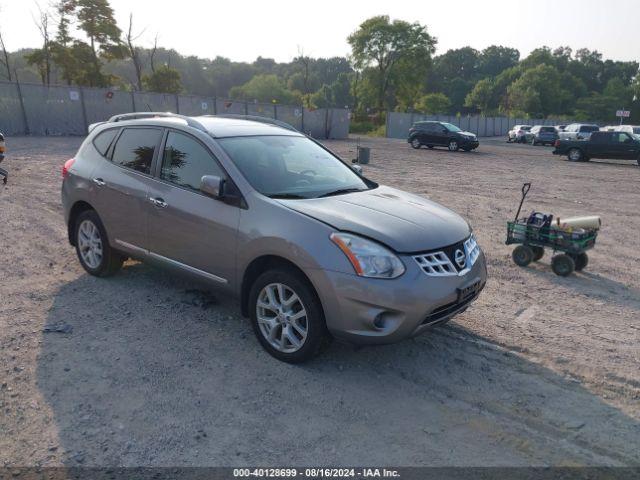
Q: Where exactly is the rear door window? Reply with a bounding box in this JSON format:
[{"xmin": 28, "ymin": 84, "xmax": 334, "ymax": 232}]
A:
[
  {"xmin": 92, "ymin": 128, "xmax": 118, "ymax": 157},
  {"xmin": 111, "ymin": 128, "xmax": 162, "ymax": 175}
]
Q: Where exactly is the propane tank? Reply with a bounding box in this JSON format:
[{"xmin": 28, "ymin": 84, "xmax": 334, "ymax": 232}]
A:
[{"xmin": 552, "ymin": 216, "xmax": 601, "ymax": 231}]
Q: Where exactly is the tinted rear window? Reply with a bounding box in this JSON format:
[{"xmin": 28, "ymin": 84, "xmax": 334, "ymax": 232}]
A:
[
  {"xmin": 92, "ymin": 128, "xmax": 118, "ymax": 156},
  {"xmin": 580, "ymin": 125, "xmax": 599, "ymax": 133},
  {"xmin": 111, "ymin": 128, "xmax": 162, "ymax": 175}
]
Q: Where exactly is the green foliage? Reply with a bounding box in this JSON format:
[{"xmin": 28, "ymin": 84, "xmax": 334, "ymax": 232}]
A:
[
  {"xmin": 229, "ymin": 74, "xmax": 299, "ymax": 104},
  {"xmin": 348, "ymin": 15, "xmax": 436, "ymax": 111},
  {"xmin": 415, "ymin": 93, "xmax": 451, "ymax": 114},
  {"xmin": 143, "ymin": 65, "xmax": 182, "ymax": 94}
]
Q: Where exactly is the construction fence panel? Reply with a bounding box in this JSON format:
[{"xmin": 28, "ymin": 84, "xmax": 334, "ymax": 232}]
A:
[
  {"xmin": 215, "ymin": 98, "xmax": 246, "ymax": 115},
  {"xmin": 83, "ymin": 88, "xmax": 134, "ymax": 126},
  {"xmin": 20, "ymin": 83, "xmax": 85, "ymax": 135},
  {"xmin": 178, "ymin": 95, "xmax": 216, "ymax": 116},
  {"xmin": 247, "ymin": 102, "xmax": 275, "ymax": 119},
  {"xmin": 302, "ymin": 108, "xmax": 327, "ymax": 138},
  {"xmin": 274, "ymin": 105, "xmax": 303, "ymax": 131},
  {"xmin": 327, "ymin": 109, "xmax": 350, "ymax": 139},
  {"xmin": 133, "ymin": 92, "xmax": 178, "ymax": 113},
  {"xmin": 0, "ymin": 82, "xmax": 26, "ymax": 135},
  {"xmin": 0, "ymin": 82, "xmax": 350, "ymax": 138}
]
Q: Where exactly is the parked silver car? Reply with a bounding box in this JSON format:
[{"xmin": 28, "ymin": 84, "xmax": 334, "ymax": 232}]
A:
[{"xmin": 62, "ymin": 113, "xmax": 487, "ymax": 362}]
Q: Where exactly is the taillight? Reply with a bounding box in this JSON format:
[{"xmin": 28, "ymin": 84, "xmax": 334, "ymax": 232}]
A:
[
  {"xmin": 554, "ymin": 140, "xmax": 560, "ymax": 147},
  {"xmin": 62, "ymin": 158, "xmax": 75, "ymax": 179}
]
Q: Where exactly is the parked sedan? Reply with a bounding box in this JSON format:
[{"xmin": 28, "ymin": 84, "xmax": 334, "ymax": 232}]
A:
[
  {"xmin": 507, "ymin": 125, "xmax": 532, "ymax": 143},
  {"xmin": 408, "ymin": 121, "xmax": 479, "ymax": 152},
  {"xmin": 527, "ymin": 126, "xmax": 559, "ymax": 146}
]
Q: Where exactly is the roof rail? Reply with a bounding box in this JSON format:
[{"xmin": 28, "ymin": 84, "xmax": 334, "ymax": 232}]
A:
[
  {"xmin": 209, "ymin": 114, "xmax": 299, "ymax": 133},
  {"xmin": 106, "ymin": 112, "xmax": 208, "ymax": 134}
]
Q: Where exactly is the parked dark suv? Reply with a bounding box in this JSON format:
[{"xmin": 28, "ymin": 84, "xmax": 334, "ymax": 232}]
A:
[{"xmin": 408, "ymin": 121, "xmax": 479, "ymax": 152}]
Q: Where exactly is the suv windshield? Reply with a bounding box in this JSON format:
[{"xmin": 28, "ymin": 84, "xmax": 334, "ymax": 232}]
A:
[
  {"xmin": 442, "ymin": 122, "xmax": 461, "ymax": 132},
  {"xmin": 218, "ymin": 135, "xmax": 371, "ymax": 199}
]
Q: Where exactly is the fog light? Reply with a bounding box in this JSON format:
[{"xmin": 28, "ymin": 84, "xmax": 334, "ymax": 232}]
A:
[{"xmin": 373, "ymin": 314, "xmax": 386, "ymax": 330}]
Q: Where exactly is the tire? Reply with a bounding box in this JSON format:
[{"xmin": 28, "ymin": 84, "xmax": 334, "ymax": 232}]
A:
[
  {"xmin": 448, "ymin": 140, "xmax": 459, "ymax": 152},
  {"xmin": 512, "ymin": 245, "xmax": 534, "ymax": 267},
  {"xmin": 74, "ymin": 210, "xmax": 124, "ymax": 277},
  {"xmin": 248, "ymin": 267, "xmax": 331, "ymax": 363},
  {"xmin": 532, "ymin": 246, "xmax": 545, "ymax": 262},
  {"xmin": 573, "ymin": 252, "xmax": 588, "ymax": 271},
  {"xmin": 410, "ymin": 137, "xmax": 421, "ymax": 149},
  {"xmin": 551, "ymin": 254, "xmax": 575, "ymax": 277},
  {"xmin": 531, "ymin": 138, "xmax": 537, "ymax": 146},
  {"xmin": 567, "ymin": 148, "xmax": 583, "ymax": 162}
]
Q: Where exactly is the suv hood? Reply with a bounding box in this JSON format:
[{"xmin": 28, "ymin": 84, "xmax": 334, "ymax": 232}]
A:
[
  {"xmin": 457, "ymin": 130, "xmax": 476, "ymax": 137},
  {"xmin": 278, "ymin": 186, "xmax": 470, "ymax": 253}
]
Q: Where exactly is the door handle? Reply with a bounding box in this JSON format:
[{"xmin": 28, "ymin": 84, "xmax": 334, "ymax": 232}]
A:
[
  {"xmin": 92, "ymin": 177, "xmax": 106, "ymax": 187},
  {"xmin": 149, "ymin": 197, "xmax": 168, "ymax": 208}
]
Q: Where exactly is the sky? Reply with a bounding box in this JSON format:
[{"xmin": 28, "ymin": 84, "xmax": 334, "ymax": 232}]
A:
[{"xmin": 3, "ymin": 0, "xmax": 640, "ymax": 63}]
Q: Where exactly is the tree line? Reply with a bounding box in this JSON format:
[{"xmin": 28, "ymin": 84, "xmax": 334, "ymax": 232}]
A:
[{"xmin": 2, "ymin": 3, "xmax": 639, "ymax": 125}]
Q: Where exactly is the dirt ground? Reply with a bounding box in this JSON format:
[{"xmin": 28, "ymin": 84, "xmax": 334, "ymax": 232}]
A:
[{"xmin": 0, "ymin": 135, "xmax": 638, "ymax": 468}]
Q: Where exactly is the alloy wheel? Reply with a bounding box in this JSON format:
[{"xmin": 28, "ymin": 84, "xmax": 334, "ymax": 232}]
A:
[
  {"xmin": 256, "ymin": 283, "xmax": 308, "ymax": 353},
  {"xmin": 77, "ymin": 219, "xmax": 103, "ymax": 269}
]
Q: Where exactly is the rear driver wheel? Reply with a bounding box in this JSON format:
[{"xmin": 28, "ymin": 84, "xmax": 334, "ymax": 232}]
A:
[
  {"xmin": 410, "ymin": 137, "xmax": 421, "ymax": 149},
  {"xmin": 74, "ymin": 210, "xmax": 124, "ymax": 277}
]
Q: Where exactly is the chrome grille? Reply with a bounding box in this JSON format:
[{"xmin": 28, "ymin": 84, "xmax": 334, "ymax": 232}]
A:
[
  {"xmin": 413, "ymin": 252, "xmax": 457, "ymax": 276},
  {"xmin": 413, "ymin": 234, "xmax": 481, "ymax": 277}
]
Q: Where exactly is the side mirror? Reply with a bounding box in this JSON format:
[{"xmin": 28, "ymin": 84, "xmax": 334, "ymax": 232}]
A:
[
  {"xmin": 352, "ymin": 164, "xmax": 363, "ymax": 175},
  {"xmin": 200, "ymin": 175, "xmax": 224, "ymax": 198},
  {"xmin": 624, "ymin": 137, "xmax": 632, "ymax": 143}
]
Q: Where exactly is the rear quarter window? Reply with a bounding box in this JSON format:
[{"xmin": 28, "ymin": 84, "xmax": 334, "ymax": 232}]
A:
[{"xmin": 92, "ymin": 128, "xmax": 118, "ymax": 157}]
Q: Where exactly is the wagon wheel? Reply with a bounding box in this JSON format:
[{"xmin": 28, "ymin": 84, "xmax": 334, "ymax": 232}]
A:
[
  {"xmin": 512, "ymin": 245, "xmax": 534, "ymax": 267},
  {"xmin": 551, "ymin": 254, "xmax": 575, "ymax": 277},
  {"xmin": 531, "ymin": 246, "xmax": 545, "ymax": 262},
  {"xmin": 573, "ymin": 253, "xmax": 589, "ymax": 271}
]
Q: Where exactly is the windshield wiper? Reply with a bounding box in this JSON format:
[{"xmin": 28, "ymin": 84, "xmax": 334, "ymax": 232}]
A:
[
  {"xmin": 267, "ymin": 193, "xmax": 308, "ymax": 199},
  {"xmin": 317, "ymin": 187, "xmax": 367, "ymax": 198}
]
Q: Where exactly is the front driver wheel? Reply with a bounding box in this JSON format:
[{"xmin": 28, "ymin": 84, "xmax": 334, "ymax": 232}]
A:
[
  {"xmin": 74, "ymin": 210, "xmax": 124, "ymax": 277},
  {"xmin": 249, "ymin": 268, "xmax": 331, "ymax": 363},
  {"xmin": 448, "ymin": 140, "xmax": 459, "ymax": 152},
  {"xmin": 410, "ymin": 137, "xmax": 421, "ymax": 149}
]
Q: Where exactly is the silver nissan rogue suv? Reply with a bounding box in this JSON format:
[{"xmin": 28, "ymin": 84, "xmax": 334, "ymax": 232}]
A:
[{"xmin": 62, "ymin": 113, "xmax": 487, "ymax": 362}]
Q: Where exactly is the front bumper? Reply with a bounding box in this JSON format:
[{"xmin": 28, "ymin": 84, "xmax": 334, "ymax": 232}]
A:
[
  {"xmin": 459, "ymin": 138, "xmax": 479, "ymax": 149},
  {"xmin": 306, "ymin": 250, "xmax": 487, "ymax": 345}
]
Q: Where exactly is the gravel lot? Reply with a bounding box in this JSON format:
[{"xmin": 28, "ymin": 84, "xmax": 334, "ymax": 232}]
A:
[{"xmin": 0, "ymin": 135, "xmax": 638, "ymax": 468}]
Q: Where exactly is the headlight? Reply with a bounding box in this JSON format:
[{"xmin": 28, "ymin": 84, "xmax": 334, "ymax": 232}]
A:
[{"xmin": 330, "ymin": 232, "xmax": 405, "ymax": 279}]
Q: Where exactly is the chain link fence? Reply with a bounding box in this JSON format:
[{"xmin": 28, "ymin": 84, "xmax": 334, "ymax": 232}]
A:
[
  {"xmin": 0, "ymin": 81, "xmax": 350, "ymax": 139},
  {"xmin": 386, "ymin": 111, "xmax": 583, "ymax": 140}
]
